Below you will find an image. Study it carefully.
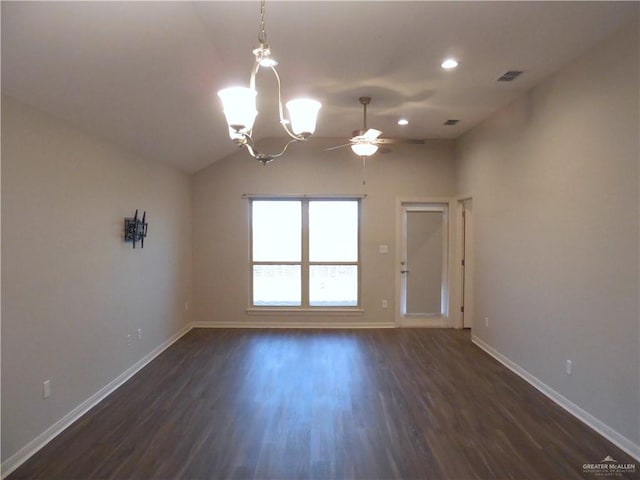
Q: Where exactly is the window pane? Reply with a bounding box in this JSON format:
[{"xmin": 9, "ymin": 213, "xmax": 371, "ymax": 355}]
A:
[
  {"xmin": 309, "ymin": 201, "xmax": 358, "ymax": 262},
  {"xmin": 309, "ymin": 265, "xmax": 358, "ymax": 307},
  {"xmin": 253, "ymin": 265, "xmax": 301, "ymax": 306},
  {"xmin": 252, "ymin": 201, "xmax": 301, "ymax": 261}
]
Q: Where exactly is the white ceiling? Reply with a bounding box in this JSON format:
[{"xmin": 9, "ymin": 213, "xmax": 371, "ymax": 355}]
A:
[{"xmin": 2, "ymin": 1, "xmax": 636, "ymax": 173}]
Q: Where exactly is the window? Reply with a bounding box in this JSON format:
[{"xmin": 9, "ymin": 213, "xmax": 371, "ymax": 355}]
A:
[{"xmin": 250, "ymin": 198, "xmax": 360, "ymax": 308}]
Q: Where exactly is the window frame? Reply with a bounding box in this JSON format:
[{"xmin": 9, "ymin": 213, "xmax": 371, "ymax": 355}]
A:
[{"xmin": 247, "ymin": 196, "xmax": 363, "ymax": 314}]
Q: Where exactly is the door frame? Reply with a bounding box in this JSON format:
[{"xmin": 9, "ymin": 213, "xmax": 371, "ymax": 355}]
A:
[
  {"xmin": 394, "ymin": 197, "xmax": 455, "ymax": 327},
  {"xmin": 452, "ymin": 194, "xmax": 474, "ymax": 329}
]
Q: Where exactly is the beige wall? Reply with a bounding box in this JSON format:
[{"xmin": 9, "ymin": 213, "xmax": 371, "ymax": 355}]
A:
[
  {"xmin": 1, "ymin": 95, "xmax": 193, "ymax": 462},
  {"xmin": 192, "ymin": 137, "xmax": 456, "ymax": 327},
  {"xmin": 456, "ymin": 19, "xmax": 639, "ymax": 447}
]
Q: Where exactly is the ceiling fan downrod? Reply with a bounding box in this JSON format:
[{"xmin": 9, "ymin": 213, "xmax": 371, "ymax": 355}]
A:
[{"xmin": 359, "ymin": 96, "xmax": 371, "ymax": 133}]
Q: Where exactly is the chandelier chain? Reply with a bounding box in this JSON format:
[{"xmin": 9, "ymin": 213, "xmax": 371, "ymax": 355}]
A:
[{"xmin": 258, "ymin": 0, "xmax": 267, "ymax": 45}]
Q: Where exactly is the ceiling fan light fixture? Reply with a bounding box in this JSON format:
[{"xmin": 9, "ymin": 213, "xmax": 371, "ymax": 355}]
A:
[
  {"xmin": 351, "ymin": 143, "xmax": 379, "ymax": 157},
  {"xmin": 326, "ymin": 96, "xmax": 424, "ymax": 157}
]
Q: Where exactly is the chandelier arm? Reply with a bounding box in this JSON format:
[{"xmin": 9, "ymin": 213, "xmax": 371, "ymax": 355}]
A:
[
  {"xmin": 268, "ymin": 138, "xmax": 300, "ymax": 160},
  {"xmin": 239, "ymin": 134, "xmax": 275, "ymax": 165},
  {"xmin": 240, "ymin": 133, "xmax": 258, "ymax": 155},
  {"xmin": 243, "ymin": 61, "xmax": 262, "ymax": 138},
  {"xmin": 266, "ymin": 137, "xmax": 299, "ymax": 159},
  {"xmin": 246, "ymin": 61, "xmax": 306, "ymax": 143},
  {"xmin": 269, "ymin": 66, "xmax": 287, "ymax": 129},
  {"xmin": 237, "ymin": 131, "xmax": 300, "ymax": 165},
  {"xmin": 249, "ymin": 61, "xmax": 260, "ymax": 96},
  {"xmin": 269, "ymin": 65, "xmax": 306, "ymax": 141}
]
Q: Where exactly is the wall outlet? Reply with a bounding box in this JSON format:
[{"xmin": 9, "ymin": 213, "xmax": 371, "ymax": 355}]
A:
[
  {"xmin": 137, "ymin": 328, "xmax": 142, "ymax": 341},
  {"xmin": 127, "ymin": 333, "xmax": 133, "ymax": 346},
  {"xmin": 566, "ymin": 360, "xmax": 573, "ymax": 375},
  {"xmin": 382, "ymin": 299, "xmax": 388, "ymax": 309},
  {"xmin": 378, "ymin": 245, "xmax": 389, "ymax": 254},
  {"xmin": 43, "ymin": 380, "xmax": 51, "ymax": 399},
  {"xmin": 484, "ymin": 317, "xmax": 489, "ymax": 327}
]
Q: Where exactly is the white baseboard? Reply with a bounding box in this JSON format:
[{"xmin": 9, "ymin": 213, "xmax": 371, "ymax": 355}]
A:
[
  {"xmin": 13, "ymin": 325, "xmax": 633, "ymax": 480},
  {"xmin": 472, "ymin": 335, "xmax": 640, "ymax": 462},
  {"xmin": 191, "ymin": 321, "xmax": 396, "ymax": 329},
  {"xmin": 1, "ymin": 323, "xmax": 193, "ymax": 479},
  {"xmin": 397, "ymin": 316, "xmax": 448, "ymax": 328},
  {"xmin": 2, "ymin": 320, "xmax": 401, "ymax": 477}
]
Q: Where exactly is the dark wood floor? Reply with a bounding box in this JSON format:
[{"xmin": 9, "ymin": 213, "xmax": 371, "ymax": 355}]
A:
[{"xmin": 8, "ymin": 328, "xmax": 638, "ymax": 480}]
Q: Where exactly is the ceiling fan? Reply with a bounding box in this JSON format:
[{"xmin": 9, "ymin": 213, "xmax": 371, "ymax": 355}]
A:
[{"xmin": 325, "ymin": 96, "xmax": 425, "ymax": 156}]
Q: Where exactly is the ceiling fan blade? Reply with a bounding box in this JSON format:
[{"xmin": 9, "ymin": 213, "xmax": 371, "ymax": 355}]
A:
[
  {"xmin": 324, "ymin": 143, "xmax": 352, "ymax": 151},
  {"xmin": 376, "ymin": 137, "xmax": 425, "ymax": 145},
  {"xmin": 362, "ymin": 128, "xmax": 382, "ymax": 140}
]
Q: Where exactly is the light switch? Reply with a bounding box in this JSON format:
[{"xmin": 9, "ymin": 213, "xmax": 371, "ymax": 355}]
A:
[{"xmin": 379, "ymin": 245, "xmax": 389, "ymax": 254}]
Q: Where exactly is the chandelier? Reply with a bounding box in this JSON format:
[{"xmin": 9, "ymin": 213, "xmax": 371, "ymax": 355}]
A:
[{"xmin": 217, "ymin": 0, "xmax": 322, "ymax": 165}]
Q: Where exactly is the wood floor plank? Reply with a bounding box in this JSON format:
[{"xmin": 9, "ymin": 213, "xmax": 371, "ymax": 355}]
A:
[{"xmin": 7, "ymin": 328, "xmax": 638, "ymax": 480}]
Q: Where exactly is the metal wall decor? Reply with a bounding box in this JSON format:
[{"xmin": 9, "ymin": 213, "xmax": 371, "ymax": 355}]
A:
[{"xmin": 124, "ymin": 210, "xmax": 148, "ymax": 248}]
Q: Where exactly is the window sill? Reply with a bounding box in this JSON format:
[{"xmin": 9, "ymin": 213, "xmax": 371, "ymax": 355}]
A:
[{"xmin": 246, "ymin": 307, "xmax": 364, "ymax": 317}]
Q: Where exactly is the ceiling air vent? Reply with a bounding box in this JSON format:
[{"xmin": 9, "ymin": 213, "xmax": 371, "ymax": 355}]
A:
[
  {"xmin": 444, "ymin": 119, "xmax": 459, "ymax": 126},
  {"xmin": 497, "ymin": 70, "xmax": 523, "ymax": 82}
]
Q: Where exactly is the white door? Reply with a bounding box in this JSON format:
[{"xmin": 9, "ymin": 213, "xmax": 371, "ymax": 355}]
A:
[{"xmin": 399, "ymin": 203, "xmax": 448, "ymax": 327}]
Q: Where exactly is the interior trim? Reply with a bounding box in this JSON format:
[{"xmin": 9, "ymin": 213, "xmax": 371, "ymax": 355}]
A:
[
  {"xmin": 472, "ymin": 335, "xmax": 640, "ymax": 462},
  {"xmin": 246, "ymin": 307, "xmax": 364, "ymax": 316},
  {"xmin": 5, "ymin": 325, "xmax": 636, "ymax": 479},
  {"xmin": 0, "ymin": 324, "xmax": 193, "ymax": 480},
  {"xmin": 193, "ymin": 321, "xmax": 394, "ymax": 329}
]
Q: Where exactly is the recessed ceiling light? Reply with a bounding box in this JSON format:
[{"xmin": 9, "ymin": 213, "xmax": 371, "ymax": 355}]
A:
[
  {"xmin": 441, "ymin": 58, "xmax": 458, "ymax": 70},
  {"xmin": 397, "ymin": 118, "xmax": 409, "ymax": 126}
]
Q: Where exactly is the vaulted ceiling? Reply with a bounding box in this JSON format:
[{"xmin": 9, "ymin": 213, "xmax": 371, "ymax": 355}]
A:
[{"xmin": 2, "ymin": 1, "xmax": 636, "ymax": 172}]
